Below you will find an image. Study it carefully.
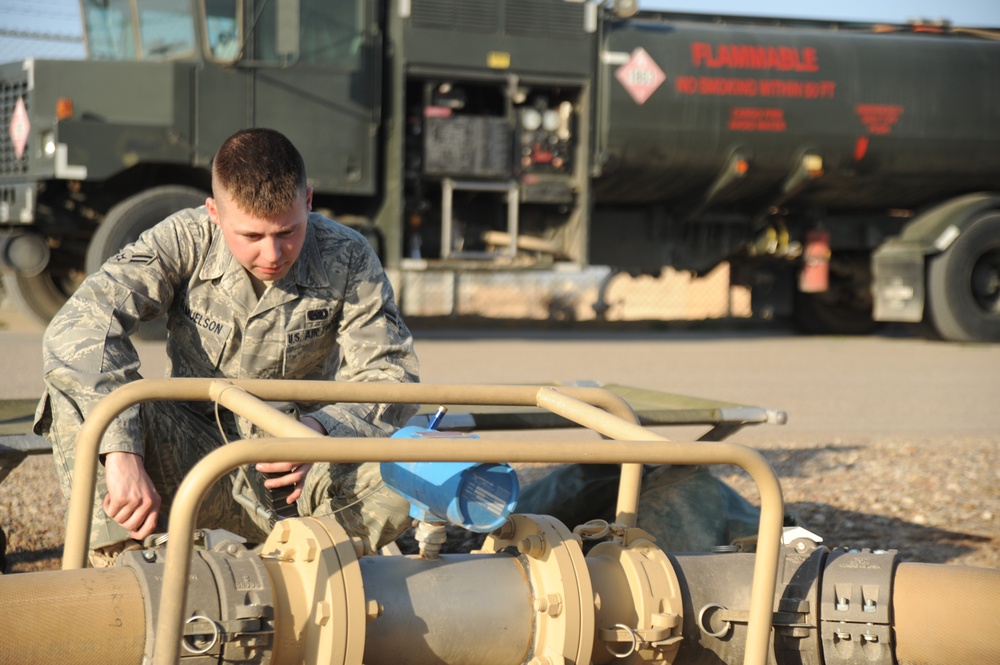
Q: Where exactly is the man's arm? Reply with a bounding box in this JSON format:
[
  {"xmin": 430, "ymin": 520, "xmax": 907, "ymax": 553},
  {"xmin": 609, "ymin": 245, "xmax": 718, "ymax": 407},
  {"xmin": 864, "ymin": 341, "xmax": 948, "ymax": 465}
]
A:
[
  {"xmin": 40, "ymin": 218, "xmax": 190, "ymax": 454},
  {"xmin": 305, "ymin": 237, "xmax": 420, "ymax": 437},
  {"xmin": 102, "ymin": 452, "xmax": 161, "ymax": 540},
  {"xmin": 40, "ymin": 266, "xmax": 174, "ymax": 456},
  {"xmin": 38, "ymin": 214, "xmax": 199, "ymax": 538}
]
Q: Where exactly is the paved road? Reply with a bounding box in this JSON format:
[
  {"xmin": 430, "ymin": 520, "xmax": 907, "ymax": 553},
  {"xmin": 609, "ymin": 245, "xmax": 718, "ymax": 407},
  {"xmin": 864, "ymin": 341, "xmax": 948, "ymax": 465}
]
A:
[
  {"xmin": 2, "ymin": 305, "xmax": 998, "ymax": 566},
  {"xmin": 414, "ymin": 327, "xmax": 1000, "ymax": 440},
  {"xmin": 7, "ymin": 309, "xmax": 998, "ymax": 439}
]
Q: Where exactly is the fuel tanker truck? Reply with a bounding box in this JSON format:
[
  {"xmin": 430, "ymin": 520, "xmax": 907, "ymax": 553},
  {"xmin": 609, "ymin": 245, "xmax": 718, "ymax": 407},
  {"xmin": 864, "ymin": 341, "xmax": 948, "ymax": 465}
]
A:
[
  {"xmin": 2, "ymin": 379, "xmax": 999, "ymax": 665},
  {"xmin": 1, "ymin": 0, "xmax": 999, "ymax": 341}
]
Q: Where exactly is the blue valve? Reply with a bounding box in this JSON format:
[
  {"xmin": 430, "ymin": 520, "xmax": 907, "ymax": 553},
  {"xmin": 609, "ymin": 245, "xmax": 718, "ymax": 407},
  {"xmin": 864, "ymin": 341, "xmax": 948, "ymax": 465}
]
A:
[{"xmin": 381, "ymin": 425, "xmax": 519, "ymax": 533}]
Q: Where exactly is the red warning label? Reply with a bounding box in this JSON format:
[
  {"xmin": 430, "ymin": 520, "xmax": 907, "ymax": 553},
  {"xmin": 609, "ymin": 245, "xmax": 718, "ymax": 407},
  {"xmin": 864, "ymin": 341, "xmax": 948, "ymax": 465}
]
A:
[
  {"xmin": 615, "ymin": 47, "xmax": 667, "ymax": 105},
  {"xmin": 729, "ymin": 107, "xmax": 787, "ymax": 132},
  {"xmin": 9, "ymin": 97, "xmax": 29, "ymax": 159},
  {"xmin": 856, "ymin": 104, "xmax": 904, "ymax": 134}
]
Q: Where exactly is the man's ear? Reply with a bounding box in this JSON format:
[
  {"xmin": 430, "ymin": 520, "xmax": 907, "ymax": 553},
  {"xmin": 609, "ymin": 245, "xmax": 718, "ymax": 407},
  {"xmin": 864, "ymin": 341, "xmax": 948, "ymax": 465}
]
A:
[
  {"xmin": 206, "ymin": 197, "xmax": 221, "ymax": 226},
  {"xmin": 305, "ymin": 187, "xmax": 314, "ymax": 212}
]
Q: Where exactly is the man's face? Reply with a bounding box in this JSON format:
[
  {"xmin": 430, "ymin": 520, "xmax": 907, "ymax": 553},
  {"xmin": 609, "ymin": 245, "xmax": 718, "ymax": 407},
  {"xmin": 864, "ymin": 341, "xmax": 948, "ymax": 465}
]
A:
[{"xmin": 207, "ymin": 186, "xmax": 313, "ymax": 282}]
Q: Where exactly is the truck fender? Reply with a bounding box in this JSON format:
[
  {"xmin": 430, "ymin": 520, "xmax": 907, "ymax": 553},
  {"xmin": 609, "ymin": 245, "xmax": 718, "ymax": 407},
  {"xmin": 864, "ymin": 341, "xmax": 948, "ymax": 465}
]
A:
[{"xmin": 871, "ymin": 192, "xmax": 1000, "ymax": 325}]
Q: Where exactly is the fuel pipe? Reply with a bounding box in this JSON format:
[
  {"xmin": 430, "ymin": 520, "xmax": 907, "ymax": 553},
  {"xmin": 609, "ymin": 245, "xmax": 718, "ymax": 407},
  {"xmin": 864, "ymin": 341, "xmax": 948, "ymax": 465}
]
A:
[
  {"xmin": 57, "ymin": 379, "xmax": 785, "ymax": 665},
  {"xmin": 2, "ymin": 379, "xmax": 996, "ymax": 664},
  {"xmin": 2, "ymin": 514, "xmax": 998, "ymax": 665}
]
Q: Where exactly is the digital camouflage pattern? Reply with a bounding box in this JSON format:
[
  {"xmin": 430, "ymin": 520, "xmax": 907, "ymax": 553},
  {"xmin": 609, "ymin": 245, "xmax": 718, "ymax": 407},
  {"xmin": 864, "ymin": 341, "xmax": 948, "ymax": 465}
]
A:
[{"xmin": 34, "ymin": 208, "xmax": 419, "ymax": 551}]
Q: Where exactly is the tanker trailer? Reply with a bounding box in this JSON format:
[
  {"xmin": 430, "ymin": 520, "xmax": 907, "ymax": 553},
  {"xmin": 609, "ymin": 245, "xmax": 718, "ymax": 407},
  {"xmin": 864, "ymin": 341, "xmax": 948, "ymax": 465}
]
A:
[
  {"xmin": 1, "ymin": 379, "xmax": 998, "ymax": 665},
  {"xmin": 588, "ymin": 9, "xmax": 1000, "ymax": 341},
  {"xmin": 1, "ymin": 1, "xmax": 998, "ymax": 343}
]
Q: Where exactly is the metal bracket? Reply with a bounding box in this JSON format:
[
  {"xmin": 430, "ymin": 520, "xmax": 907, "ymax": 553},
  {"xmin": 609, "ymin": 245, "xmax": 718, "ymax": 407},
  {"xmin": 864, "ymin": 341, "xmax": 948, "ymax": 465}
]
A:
[{"xmin": 819, "ymin": 549, "xmax": 898, "ymax": 665}]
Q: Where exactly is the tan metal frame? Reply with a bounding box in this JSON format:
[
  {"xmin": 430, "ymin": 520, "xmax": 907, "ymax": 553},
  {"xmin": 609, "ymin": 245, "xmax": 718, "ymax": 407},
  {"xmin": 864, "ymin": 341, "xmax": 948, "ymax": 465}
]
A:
[{"xmin": 62, "ymin": 379, "xmax": 784, "ymax": 665}]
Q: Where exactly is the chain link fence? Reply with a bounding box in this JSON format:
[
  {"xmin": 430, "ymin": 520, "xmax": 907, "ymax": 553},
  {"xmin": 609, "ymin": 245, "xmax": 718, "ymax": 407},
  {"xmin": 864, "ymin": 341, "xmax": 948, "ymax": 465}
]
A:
[
  {"xmin": 0, "ymin": 0, "xmax": 85, "ymax": 64},
  {"xmin": 0, "ymin": 35, "xmax": 84, "ymax": 63},
  {"xmin": 396, "ymin": 263, "xmax": 751, "ymax": 322}
]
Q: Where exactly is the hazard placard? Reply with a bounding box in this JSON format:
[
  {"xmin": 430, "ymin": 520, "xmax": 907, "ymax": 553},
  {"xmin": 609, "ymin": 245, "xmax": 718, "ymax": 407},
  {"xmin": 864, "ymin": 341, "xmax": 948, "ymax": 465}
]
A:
[
  {"xmin": 9, "ymin": 97, "xmax": 30, "ymax": 159},
  {"xmin": 615, "ymin": 47, "xmax": 666, "ymax": 105}
]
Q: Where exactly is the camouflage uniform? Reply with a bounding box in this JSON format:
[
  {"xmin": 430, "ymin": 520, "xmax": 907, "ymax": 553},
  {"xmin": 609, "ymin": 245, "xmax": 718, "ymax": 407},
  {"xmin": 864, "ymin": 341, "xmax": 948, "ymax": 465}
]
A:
[{"xmin": 34, "ymin": 208, "xmax": 419, "ymax": 553}]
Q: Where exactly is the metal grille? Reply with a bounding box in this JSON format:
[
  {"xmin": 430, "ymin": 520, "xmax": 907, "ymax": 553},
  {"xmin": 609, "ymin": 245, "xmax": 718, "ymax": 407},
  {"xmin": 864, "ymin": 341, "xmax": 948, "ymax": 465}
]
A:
[
  {"xmin": 505, "ymin": 0, "xmax": 584, "ymax": 38},
  {"xmin": 411, "ymin": 0, "xmax": 582, "ymax": 37},
  {"xmin": 0, "ymin": 77, "xmax": 30, "ymax": 176},
  {"xmin": 424, "ymin": 116, "xmax": 510, "ymax": 177},
  {"xmin": 412, "ymin": 0, "xmax": 501, "ymax": 33}
]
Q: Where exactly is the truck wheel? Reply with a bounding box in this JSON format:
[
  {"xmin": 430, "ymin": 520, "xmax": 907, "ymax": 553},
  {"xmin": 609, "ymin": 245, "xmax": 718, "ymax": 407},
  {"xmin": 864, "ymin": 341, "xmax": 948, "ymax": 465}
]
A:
[
  {"xmin": 1, "ymin": 269, "xmax": 81, "ymax": 324},
  {"xmin": 792, "ymin": 252, "xmax": 881, "ymax": 335},
  {"xmin": 85, "ymin": 185, "xmax": 208, "ymax": 274},
  {"xmin": 925, "ymin": 211, "xmax": 1000, "ymax": 343},
  {"xmin": 85, "ymin": 186, "xmax": 207, "ymax": 339}
]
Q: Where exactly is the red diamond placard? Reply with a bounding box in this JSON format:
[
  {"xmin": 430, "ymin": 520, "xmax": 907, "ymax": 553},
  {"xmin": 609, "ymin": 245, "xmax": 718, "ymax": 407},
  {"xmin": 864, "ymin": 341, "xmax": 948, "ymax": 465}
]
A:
[
  {"xmin": 615, "ymin": 47, "xmax": 666, "ymax": 105},
  {"xmin": 9, "ymin": 96, "xmax": 29, "ymax": 159}
]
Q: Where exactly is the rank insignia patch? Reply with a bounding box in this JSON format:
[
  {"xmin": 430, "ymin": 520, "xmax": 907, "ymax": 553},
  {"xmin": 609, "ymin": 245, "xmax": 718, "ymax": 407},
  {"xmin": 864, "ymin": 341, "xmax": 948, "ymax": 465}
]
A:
[
  {"xmin": 307, "ymin": 308, "xmax": 330, "ymax": 321},
  {"xmin": 109, "ymin": 249, "xmax": 157, "ymax": 265}
]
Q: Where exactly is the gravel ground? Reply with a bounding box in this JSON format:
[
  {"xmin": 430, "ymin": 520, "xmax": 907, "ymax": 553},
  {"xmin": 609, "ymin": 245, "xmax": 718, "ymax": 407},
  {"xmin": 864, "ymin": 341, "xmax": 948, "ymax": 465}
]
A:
[
  {"xmin": 3, "ymin": 434, "xmax": 996, "ymax": 572},
  {"xmin": 710, "ymin": 434, "xmax": 998, "ymax": 568}
]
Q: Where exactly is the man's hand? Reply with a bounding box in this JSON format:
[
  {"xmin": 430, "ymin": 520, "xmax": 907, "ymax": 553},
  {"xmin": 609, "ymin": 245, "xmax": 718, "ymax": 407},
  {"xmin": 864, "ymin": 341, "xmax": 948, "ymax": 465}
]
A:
[
  {"xmin": 256, "ymin": 416, "xmax": 326, "ymax": 504},
  {"xmin": 254, "ymin": 414, "xmax": 323, "ymax": 505},
  {"xmin": 255, "ymin": 461, "xmax": 313, "ymax": 504},
  {"xmin": 103, "ymin": 451, "xmax": 161, "ymax": 540}
]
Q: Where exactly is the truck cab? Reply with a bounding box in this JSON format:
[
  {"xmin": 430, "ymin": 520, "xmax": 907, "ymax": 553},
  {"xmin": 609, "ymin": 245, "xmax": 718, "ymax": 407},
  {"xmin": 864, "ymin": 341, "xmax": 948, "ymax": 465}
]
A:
[
  {"xmin": 0, "ymin": 0, "xmax": 386, "ymax": 322},
  {"xmin": 1, "ymin": 0, "xmax": 596, "ymax": 325}
]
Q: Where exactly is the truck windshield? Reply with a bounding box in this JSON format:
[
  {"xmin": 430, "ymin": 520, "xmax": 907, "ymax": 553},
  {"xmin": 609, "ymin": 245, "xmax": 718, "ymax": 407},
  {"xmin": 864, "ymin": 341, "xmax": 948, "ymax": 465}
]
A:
[
  {"xmin": 254, "ymin": 0, "xmax": 362, "ymax": 69},
  {"xmin": 83, "ymin": 0, "xmax": 196, "ymax": 61},
  {"xmin": 204, "ymin": 0, "xmax": 241, "ymax": 61},
  {"xmin": 81, "ymin": 0, "xmax": 362, "ymax": 67},
  {"xmin": 298, "ymin": 0, "xmax": 362, "ymax": 68}
]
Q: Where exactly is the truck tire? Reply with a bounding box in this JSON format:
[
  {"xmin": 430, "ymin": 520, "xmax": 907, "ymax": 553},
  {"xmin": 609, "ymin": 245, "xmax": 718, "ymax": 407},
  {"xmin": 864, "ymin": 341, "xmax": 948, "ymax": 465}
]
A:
[
  {"xmin": 925, "ymin": 210, "xmax": 1000, "ymax": 343},
  {"xmin": 84, "ymin": 186, "xmax": 207, "ymax": 339},
  {"xmin": 792, "ymin": 252, "xmax": 881, "ymax": 336},
  {"xmin": 1, "ymin": 270, "xmax": 80, "ymax": 325},
  {"xmin": 85, "ymin": 185, "xmax": 208, "ymax": 275}
]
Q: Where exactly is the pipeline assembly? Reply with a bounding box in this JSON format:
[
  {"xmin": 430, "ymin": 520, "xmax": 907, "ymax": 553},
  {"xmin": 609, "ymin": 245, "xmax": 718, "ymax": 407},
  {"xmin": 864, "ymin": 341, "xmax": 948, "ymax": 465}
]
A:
[{"xmin": 1, "ymin": 380, "xmax": 998, "ymax": 665}]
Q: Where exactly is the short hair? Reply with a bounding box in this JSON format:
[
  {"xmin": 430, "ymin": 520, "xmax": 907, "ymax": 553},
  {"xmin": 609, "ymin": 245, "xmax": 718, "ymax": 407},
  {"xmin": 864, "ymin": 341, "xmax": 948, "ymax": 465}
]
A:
[{"xmin": 211, "ymin": 128, "xmax": 307, "ymax": 217}]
